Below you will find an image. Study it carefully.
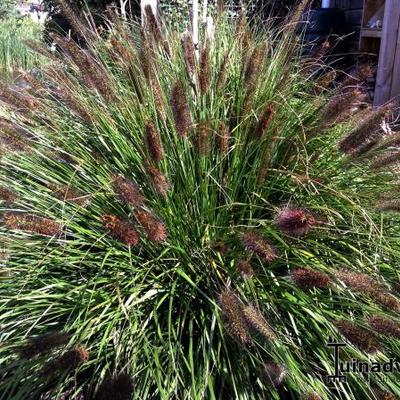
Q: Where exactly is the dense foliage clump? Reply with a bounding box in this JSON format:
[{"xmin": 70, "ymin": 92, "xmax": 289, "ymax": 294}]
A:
[{"xmin": 0, "ymin": 2, "xmax": 400, "ymax": 399}]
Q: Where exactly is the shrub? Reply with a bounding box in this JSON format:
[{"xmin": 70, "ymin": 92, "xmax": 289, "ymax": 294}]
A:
[{"xmin": 0, "ymin": 2, "xmax": 400, "ymax": 399}]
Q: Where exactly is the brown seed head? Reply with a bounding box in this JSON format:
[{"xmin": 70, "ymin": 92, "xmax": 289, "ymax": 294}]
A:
[
  {"xmin": 275, "ymin": 207, "xmax": 317, "ymax": 236},
  {"xmin": 290, "ymin": 269, "xmax": 331, "ymax": 290},
  {"xmin": 136, "ymin": 210, "xmax": 167, "ymax": 243},
  {"xmin": 371, "ymin": 151, "xmax": 400, "ymax": 169},
  {"xmin": 242, "ymin": 305, "xmax": 275, "ymax": 341},
  {"xmin": 255, "ymin": 105, "xmax": 275, "ymax": 140},
  {"xmin": 94, "ymin": 373, "xmax": 134, "ymax": 400},
  {"xmin": 199, "ymin": 45, "xmax": 210, "ymax": 94},
  {"xmin": 146, "ymin": 166, "xmax": 169, "ymax": 197},
  {"xmin": 48, "ymin": 183, "xmax": 88, "ymax": 206},
  {"xmin": 368, "ymin": 315, "xmax": 400, "ymax": 339},
  {"xmin": 144, "ymin": 5, "xmax": 162, "ymax": 44},
  {"xmin": 144, "ymin": 120, "xmax": 164, "ymax": 162},
  {"xmin": 102, "ymin": 214, "xmax": 139, "ymax": 246},
  {"xmin": 112, "ymin": 175, "xmax": 145, "ymax": 208},
  {"xmin": 0, "ymin": 187, "xmax": 18, "ymax": 203},
  {"xmin": 43, "ymin": 346, "xmax": 89, "ymax": 375},
  {"xmin": 3, "ymin": 213, "xmax": 62, "ymax": 236},
  {"xmin": 218, "ymin": 289, "xmax": 251, "ymax": 344},
  {"xmin": 171, "ymin": 80, "xmax": 191, "ymax": 138},
  {"xmin": 216, "ymin": 123, "xmax": 230, "ymax": 153},
  {"xmin": 216, "ymin": 52, "xmax": 229, "ymax": 92},
  {"xmin": 241, "ymin": 231, "xmax": 279, "ymax": 262},
  {"xmin": 195, "ymin": 121, "xmax": 211, "ymax": 156},
  {"xmin": 262, "ymin": 362, "xmax": 287, "ymax": 388},
  {"xmin": 335, "ymin": 320, "xmax": 379, "ymax": 354},
  {"xmin": 236, "ymin": 259, "xmax": 254, "ymax": 279},
  {"xmin": 182, "ymin": 32, "xmax": 196, "ymax": 77},
  {"xmin": 19, "ymin": 332, "xmax": 69, "ymax": 359}
]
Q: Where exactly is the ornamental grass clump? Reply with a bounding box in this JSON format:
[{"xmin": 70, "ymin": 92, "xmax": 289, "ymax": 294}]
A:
[{"xmin": 1, "ymin": 2, "xmax": 400, "ymax": 399}]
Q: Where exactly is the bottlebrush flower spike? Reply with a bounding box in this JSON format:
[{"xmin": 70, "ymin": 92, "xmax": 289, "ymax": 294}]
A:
[
  {"xmin": 242, "ymin": 305, "xmax": 276, "ymax": 341},
  {"xmin": 289, "ymin": 269, "xmax": 331, "ymax": 290},
  {"xmin": 94, "ymin": 373, "xmax": 134, "ymax": 400},
  {"xmin": 171, "ymin": 80, "xmax": 191, "ymax": 138},
  {"xmin": 303, "ymin": 392, "xmax": 322, "ymax": 400},
  {"xmin": 150, "ymin": 77, "xmax": 166, "ymax": 120},
  {"xmin": 255, "ymin": 105, "xmax": 275, "ymax": 140},
  {"xmin": 144, "ymin": 5, "xmax": 163, "ymax": 45},
  {"xmin": 241, "ymin": 231, "xmax": 278, "ymax": 262},
  {"xmin": 216, "ymin": 52, "xmax": 229, "ymax": 92},
  {"xmin": 43, "ymin": 346, "xmax": 89, "ymax": 375},
  {"xmin": 199, "ymin": 45, "xmax": 211, "ymax": 94},
  {"xmin": 218, "ymin": 289, "xmax": 251, "ymax": 344},
  {"xmin": 144, "ymin": 120, "xmax": 164, "ymax": 162},
  {"xmin": 275, "ymin": 207, "xmax": 319, "ymax": 236},
  {"xmin": 112, "ymin": 175, "xmax": 145, "ymax": 208},
  {"xmin": 0, "ymin": 187, "xmax": 18, "ymax": 203},
  {"xmin": 368, "ymin": 315, "xmax": 400, "ymax": 339},
  {"xmin": 244, "ymin": 45, "xmax": 264, "ymax": 91},
  {"xmin": 377, "ymin": 199, "xmax": 400, "ymax": 213},
  {"xmin": 195, "ymin": 121, "xmax": 211, "ymax": 156},
  {"xmin": 338, "ymin": 105, "xmax": 391, "ymax": 154},
  {"xmin": 182, "ymin": 32, "xmax": 196, "ymax": 78},
  {"xmin": 216, "ymin": 122, "xmax": 230, "ymax": 154},
  {"xmin": 136, "ymin": 210, "xmax": 167, "ymax": 243},
  {"xmin": 262, "ymin": 362, "xmax": 287, "ymax": 388},
  {"xmin": 146, "ymin": 166, "xmax": 169, "ymax": 197},
  {"xmin": 236, "ymin": 259, "xmax": 254, "ymax": 278},
  {"xmin": 335, "ymin": 320, "xmax": 379, "ymax": 354},
  {"xmin": 371, "ymin": 151, "xmax": 400, "ymax": 169},
  {"xmin": 3, "ymin": 213, "xmax": 62, "ymax": 236},
  {"xmin": 19, "ymin": 332, "xmax": 69, "ymax": 359},
  {"xmin": 102, "ymin": 214, "xmax": 139, "ymax": 246}
]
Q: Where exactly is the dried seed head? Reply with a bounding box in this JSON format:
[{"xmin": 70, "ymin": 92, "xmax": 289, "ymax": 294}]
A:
[
  {"xmin": 241, "ymin": 231, "xmax": 278, "ymax": 262},
  {"xmin": 48, "ymin": 183, "xmax": 88, "ymax": 206},
  {"xmin": 212, "ymin": 241, "xmax": 228, "ymax": 255},
  {"xmin": 316, "ymin": 70, "xmax": 336, "ymax": 91},
  {"xmin": 236, "ymin": 259, "xmax": 254, "ymax": 279},
  {"xmin": 19, "ymin": 332, "xmax": 69, "ymax": 359},
  {"xmin": 150, "ymin": 78, "xmax": 166, "ymax": 120},
  {"xmin": 338, "ymin": 270, "xmax": 400, "ymax": 312},
  {"xmin": 0, "ymin": 187, "xmax": 18, "ymax": 203},
  {"xmin": 242, "ymin": 305, "xmax": 275, "ymax": 341},
  {"xmin": 43, "ymin": 346, "xmax": 89, "ymax": 375},
  {"xmin": 136, "ymin": 210, "xmax": 167, "ymax": 243},
  {"xmin": 195, "ymin": 121, "xmax": 211, "ymax": 156},
  {"xmin": 144, "ymin": 121, "xmax": 164, "ymax": 162},
  {"xmin": 371, "ymin": 151, "xmax": 400, "ymax": 169},
  {"xmin": 335, "ymin": 320, "xmax": 379, "ymax": 354},
  {"xmin": 182, "ymin": 32, "xmax": 196, "ymax": 77},
  {"xmin": 144, "ymin": 5, "xmax": 162, "ymax": 44},
  {"xmin": 289, "ymin": 269, "xmax": 331, "ymax": 290},
  {"xmin": 216, "ymin": 52, "xmax": 229, "ymax": 92},
  {"xmin": 55, "ymin": 0, "xmax": 93, "ymax": 40},
  {"xmin": 262, "ymin": 362, "xmax": 287, "ymax": 388},
  {"xmin": 275, "ymin": 207, "xmax": 318, "ymax": 236},
  {"xmin": 218, "ymin": 289, "xmax": 251, "ymax": 344},
  {"xmin": 255, "ymin": 105, "xmax": 275, "ymax": 140},
  {"xmin": 146, "ymin": 166, "xmax": 169, "ymax": 197},
  {"xmin": 23, "ymin": 39, "xmax": 59, "ymax": 61},
  {"xmin": 112, "ymin": 176, "xmax": 145, "ymax": 208},
  {"xmin": 102, "ymin": 214, "xmax": 139, "ymax": 246},
  {"xmin": 303, "ymin": 392, "xmax": 322, "ymax": 400},
  {"xmin": 171, "ymin": 80, "xmax": 191, "ymax": 138},
  {"xmin": 199, "ymin": 45, "xmax": 210, "ymax": 94},
  {"xmin": 320, "ymin": 89, "xmax": 365, "ymax": 126},
  {"xmin": 368, "ymin": 315, "xmax": 400, "ymax": 339},
  {"xmin": 372, "ymin": 390, "xmax": 397, "ymax": 400},
  {"xmin": 337, "ymin": 270, "xmax": 384, "ymax": 294},
  {"xmin": 339, "ymin": 105, "xmax": 391, "ymax": 154},
  {"xmin": 244, "ymin": 45, "xmax": 264, "ymax": 91},
  {"xmin": 94, "ymin": 373, "xmax": 134, "ymax": 400},
  {"xmin": 377, "ymin": 199, "xmax": 400, "ymax": 213},
  {"xmin": 216, "ymin": 122, "xmax": 229, "ymax": 154},
  {"xmin": 3, "ymin": 213, "xmax": 62, "ymax": 236}
]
